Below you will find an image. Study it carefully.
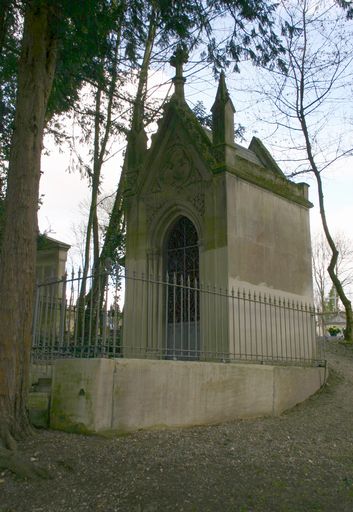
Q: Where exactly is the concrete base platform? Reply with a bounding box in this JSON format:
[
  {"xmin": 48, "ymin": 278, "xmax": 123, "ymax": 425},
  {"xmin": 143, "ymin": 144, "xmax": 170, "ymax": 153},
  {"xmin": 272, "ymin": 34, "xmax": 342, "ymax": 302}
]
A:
[{"xmin": 49, "ymin": 358, "xmax": 327, "ymax": 435}]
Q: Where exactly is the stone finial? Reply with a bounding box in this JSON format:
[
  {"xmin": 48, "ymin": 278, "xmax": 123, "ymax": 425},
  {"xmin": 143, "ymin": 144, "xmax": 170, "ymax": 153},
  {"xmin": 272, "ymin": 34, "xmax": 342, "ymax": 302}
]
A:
[
  {"xmin": 214, "ymin": 71, "xmax": 230, "ymax": 103},
  {"xmin": 211, "ymin": 71, "xmax": 235, "ymax": 146},
  {"xmin": 170, "ymin": 44, "xmax": 188, "ymax": 100}
]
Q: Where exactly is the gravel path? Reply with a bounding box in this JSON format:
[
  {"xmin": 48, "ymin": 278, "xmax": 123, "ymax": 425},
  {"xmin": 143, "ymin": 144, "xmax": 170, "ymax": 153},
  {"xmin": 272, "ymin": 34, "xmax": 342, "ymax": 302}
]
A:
[{"xmin": 2, "ymin": 341, "xmax": 353, "ymax": 512}]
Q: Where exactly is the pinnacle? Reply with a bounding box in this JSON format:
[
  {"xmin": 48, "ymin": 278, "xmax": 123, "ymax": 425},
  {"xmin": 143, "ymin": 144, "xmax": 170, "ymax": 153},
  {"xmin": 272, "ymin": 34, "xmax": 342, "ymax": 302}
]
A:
[{"xmin": 170, "ymin": 44, "xmax": 188, "ymax": 100}]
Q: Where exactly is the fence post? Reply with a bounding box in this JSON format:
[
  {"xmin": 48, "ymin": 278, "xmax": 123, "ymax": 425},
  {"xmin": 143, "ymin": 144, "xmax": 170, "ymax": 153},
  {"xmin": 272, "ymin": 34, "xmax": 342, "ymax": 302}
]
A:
[
  {"xmin": 58, "ymin": 273, "xmax": 67, "ymax": 350},
  {"xmin": 32, "ymin": 282, "xmax": 41, "ymax": 357}
]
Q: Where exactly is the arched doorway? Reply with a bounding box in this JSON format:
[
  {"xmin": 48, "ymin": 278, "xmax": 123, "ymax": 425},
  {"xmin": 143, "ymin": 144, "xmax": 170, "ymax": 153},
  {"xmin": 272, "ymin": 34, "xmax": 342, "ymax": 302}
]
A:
[{"xmin": 165, "ymin": 216, "xmax": 200, "ymax": 359}]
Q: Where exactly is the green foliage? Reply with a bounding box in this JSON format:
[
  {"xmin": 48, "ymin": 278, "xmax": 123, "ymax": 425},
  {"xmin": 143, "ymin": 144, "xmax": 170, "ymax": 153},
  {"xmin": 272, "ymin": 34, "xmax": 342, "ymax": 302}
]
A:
[
  {"xmin": 0, "ymin": 2, "xmax": 22, "ymax": 180},
  {"xmin": 328, "ymin": 326, "xmax": 341, "ymax": 337},
  {"xmin": 0, "ymin": 0, "xmax": 284, "ymax": 266},
  {"xmin": 192, "ymin": 100, "xmax": 245, "ymax": 141},
  {"xmin": 36, "ymin": 233, "xmax": 50, "ymax": 251},
  {"xmin": 202, "ymin": 0, "xmax": 285, "ymax": 74},
  {"xmin": 192, "ymin": 101, "xmax": 213, "ymax": 130},
  {"xmin": 324, "ymin": 286, "xmax": 338, "ymax": 314},
  {"xmin": 0, "ymin": 0, "xmax": 148, "ymax": 170},
  {"xmin": 336, "ymin": 0, "xmax": 353, "ymax": 19},
  {"xmin": 47, "ymin": 0, "xmax": 142, "ymax": 119},
  {"xmin": 1, "ymin": 0, "xmax": 284, "ymax": 174}
]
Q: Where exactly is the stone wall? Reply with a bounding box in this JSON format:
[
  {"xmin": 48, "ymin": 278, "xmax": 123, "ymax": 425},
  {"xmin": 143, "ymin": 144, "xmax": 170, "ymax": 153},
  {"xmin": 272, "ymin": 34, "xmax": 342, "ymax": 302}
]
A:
[{"xmin": 49, "ymin": 358, "xmax": 326, "ymax": 435}]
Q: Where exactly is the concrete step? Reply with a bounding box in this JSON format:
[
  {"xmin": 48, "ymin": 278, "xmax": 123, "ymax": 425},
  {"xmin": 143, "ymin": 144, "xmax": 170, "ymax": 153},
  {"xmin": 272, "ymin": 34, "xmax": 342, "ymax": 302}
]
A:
[
  {"xmin": 28, "ymin": 391, "xmax": 50, "ymax": 428},
  {"xmin": 36, "ymin": 377, "xmax": 52, "ymax": 392}
]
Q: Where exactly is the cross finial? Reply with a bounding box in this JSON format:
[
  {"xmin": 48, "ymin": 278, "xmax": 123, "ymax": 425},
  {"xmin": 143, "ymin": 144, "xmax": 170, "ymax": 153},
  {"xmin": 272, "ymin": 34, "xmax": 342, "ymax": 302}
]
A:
[{"xmin": 170, "ymin": 44, "xmax": 188, "ymax": 99}]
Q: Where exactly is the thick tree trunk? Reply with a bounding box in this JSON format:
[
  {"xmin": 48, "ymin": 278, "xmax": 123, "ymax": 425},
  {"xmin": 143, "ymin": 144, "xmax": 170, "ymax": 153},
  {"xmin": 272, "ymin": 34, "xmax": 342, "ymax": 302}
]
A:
[{"xmin": 0, "ymin": 0, "xmax": 57, "ymax": 448}]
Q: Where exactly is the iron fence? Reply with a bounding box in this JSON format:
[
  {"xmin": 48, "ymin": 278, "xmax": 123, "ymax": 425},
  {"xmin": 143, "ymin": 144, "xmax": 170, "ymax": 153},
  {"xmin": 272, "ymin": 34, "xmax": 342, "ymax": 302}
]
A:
[{"xmin": 31, "ymin": 270, "xmax": 324, "ymax": 366}]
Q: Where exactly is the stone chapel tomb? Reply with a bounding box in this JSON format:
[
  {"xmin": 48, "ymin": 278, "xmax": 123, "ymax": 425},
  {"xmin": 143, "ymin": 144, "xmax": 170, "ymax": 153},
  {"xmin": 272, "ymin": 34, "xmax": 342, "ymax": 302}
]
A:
[{"xmin": 122, "ymin": 49, "xmax": 313, "ymax": 362}]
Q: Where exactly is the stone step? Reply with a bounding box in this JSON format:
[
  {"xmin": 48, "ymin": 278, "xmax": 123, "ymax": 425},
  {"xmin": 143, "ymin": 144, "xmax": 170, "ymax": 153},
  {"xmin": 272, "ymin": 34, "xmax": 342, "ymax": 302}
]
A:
[
  {"xmin": 31, "ymin": 377, "xmax": 52, "ymax": 393},
  {"xmin": 28, "ymin": 391, "xmax": 50, "ymax": 428},
  {"xmin": 37, "ymin": 377, "xmax": 52, "ymax": 392}
]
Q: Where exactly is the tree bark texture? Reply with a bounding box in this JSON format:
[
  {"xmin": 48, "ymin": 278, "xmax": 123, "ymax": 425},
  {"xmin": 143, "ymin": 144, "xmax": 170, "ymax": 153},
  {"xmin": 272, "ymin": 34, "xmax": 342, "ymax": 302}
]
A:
[{"xmin": 0, "ymin": 0, "xmax": 58, "ymax": 447}]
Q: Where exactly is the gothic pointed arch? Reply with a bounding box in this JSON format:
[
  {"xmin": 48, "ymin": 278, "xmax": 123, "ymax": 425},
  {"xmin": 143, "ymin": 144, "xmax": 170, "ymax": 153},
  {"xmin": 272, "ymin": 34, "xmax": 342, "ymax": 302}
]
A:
[
  {"xmin": 163, "ymin": 215, "xmax": 200, "ymax": 360},
  {"xmin": 148, "ymin": 201, "xmax": 202, "ymax": 258},
  {"xmin": 165, "ymin": 215, "xmax": 199, "ymax": 285}
]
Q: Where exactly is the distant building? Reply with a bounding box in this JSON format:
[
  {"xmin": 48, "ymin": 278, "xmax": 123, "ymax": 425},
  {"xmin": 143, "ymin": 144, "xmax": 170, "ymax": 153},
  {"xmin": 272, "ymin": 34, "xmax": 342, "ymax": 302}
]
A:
[
  {"xmin": 36, "ymin": 235, "xmax": 70, "ymax": 284},
  {"xmin": 34, "ymin": 236, "xmax": 71, "ymax": 346}
]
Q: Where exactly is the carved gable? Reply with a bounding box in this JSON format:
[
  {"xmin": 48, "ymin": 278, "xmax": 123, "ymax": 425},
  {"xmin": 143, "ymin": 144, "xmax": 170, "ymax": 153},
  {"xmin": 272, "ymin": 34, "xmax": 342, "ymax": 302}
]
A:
[
  {"xmin": 142, "ymin": 138, "xmax": 209, "ymax": 225},
  {"xmin": 151, "ymin": 143, "xmax": 206, "ymax": 193},
  {"xmin": 139, "ymin": 108, "xmax": 213, "ymax": 198}
]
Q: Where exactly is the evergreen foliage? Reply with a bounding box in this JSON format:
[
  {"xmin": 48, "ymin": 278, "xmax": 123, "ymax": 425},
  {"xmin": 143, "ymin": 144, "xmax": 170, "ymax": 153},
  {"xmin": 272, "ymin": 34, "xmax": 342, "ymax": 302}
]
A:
[
  {"xmin": 0, "ymin": 0, "xmax": 285, "ymax": 182},
  {"xmin": 192, "ymin": 100, "xmax": 246, "ymax": 140}
]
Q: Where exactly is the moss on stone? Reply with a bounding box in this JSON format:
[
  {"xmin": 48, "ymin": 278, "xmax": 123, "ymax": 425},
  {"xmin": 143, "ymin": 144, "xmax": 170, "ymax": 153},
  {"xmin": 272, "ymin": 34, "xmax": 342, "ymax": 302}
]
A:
[
  {"xmin": 225, "ymin": 165, "xmax": 312, "ymax": 208},
  {"xmin": 28, "ymin": 392, "xmax": 50, "ymax": 428}
]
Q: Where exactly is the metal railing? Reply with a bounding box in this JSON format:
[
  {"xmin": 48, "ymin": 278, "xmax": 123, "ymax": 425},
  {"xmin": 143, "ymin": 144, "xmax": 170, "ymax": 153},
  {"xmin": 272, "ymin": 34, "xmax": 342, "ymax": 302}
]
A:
[{"xmin": 31, "ymin": 269, "xmax": 324, "ymax": 366}]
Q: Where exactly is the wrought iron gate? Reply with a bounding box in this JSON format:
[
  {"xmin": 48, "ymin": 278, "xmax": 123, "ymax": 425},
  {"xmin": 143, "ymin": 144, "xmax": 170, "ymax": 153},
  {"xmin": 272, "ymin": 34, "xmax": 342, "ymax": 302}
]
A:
[{"xmin": 166, "ymin": 216, "xmax": 200, "ymax": 359}]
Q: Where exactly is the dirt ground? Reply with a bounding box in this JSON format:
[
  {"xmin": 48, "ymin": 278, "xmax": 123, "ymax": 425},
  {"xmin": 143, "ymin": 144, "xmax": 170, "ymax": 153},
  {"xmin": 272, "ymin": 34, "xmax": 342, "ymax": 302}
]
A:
[{"xmin": 2, "ymin": 341, "xmax": 353, "ymax": 512}]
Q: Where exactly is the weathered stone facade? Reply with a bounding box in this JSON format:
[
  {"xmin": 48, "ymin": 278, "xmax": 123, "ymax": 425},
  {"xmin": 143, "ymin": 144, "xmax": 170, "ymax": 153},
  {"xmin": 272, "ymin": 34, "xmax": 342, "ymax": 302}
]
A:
[{"xmin": 123, "ymin": 61, "xmax": 313, "ymax": 360}]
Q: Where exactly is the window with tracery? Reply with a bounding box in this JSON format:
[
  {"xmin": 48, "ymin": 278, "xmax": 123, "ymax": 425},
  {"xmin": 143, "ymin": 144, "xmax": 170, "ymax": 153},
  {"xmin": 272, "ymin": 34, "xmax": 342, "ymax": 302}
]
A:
[
  {"xmin": 166, "ymin": 216, "xmax": 199, "ymax": 325},
  {"xmin": 166, "ymin": 216, "xmax": 199, "ymax": 284}
]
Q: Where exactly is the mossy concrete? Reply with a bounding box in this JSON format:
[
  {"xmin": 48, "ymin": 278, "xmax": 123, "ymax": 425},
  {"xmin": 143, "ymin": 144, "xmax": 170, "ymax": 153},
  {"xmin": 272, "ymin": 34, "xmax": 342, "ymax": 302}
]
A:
[
  {"xmin": 50, "ymin": 358, "xmax": 116, "ymax": 433},
  {"xmin": 28, "ymin": 392, "xmax": 50, "ymax": 428},
  {"xmin": 48, "ymin": 358, "xmax": 326, "ymax": 435},
  {"xmin": 30, "ymin": 364, "xmax": 53, "ymax": 388}
]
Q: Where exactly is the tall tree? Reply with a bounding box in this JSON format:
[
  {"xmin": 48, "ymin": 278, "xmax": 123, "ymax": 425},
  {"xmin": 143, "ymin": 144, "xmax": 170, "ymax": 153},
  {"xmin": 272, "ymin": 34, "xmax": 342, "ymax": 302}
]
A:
[
  {"xmin": 313, "ymin": 232, "xmax": 353, "ymax": 311},
  {"xmin": 0, "ymin": 0, "xmax": 58, "ymax": 449},
  {"xmin": 0, "ymin": 0, "xmax": 128, "ymax": 451},
  {"xmin": 0, "ymin": 1, "xmax": 22, "ymax": 185},
  {"xmin": 253, "ymin": 0, "xmax": 353, "ymax": 341},
  {"xmin": 77, "ymin": 26, "xmax": 125, "ymax": 299}
]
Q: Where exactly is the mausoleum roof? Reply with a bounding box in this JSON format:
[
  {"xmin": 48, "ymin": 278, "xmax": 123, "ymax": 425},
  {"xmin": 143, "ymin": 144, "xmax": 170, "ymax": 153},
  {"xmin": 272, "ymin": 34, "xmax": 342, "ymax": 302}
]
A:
[
  {"xmin": 125, "ymin": 62, "xmax": 312, "ymax": 209},
  {"xmin": 37, "ymin": 234, "xmax": 71, "ymax": 251}
]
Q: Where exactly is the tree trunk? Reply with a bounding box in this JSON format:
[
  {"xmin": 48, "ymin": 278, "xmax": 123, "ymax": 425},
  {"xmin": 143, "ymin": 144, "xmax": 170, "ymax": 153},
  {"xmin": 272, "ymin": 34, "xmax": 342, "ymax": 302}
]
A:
[
  {"xmin": 79, "ymin": 87, "xmax": 102, "ymax": 300},
  {"xmin": 316, "ymin": 171, "xmax": 353, "ymax": 342},
  {"xmin": 80, "ymin": 9, "xmax": 158, "ymax": 348},
  {"xmin": 93, "ymin": 5, "xmax": 157, "ymax": 277},
  {"xmin": 0, "ymin": 0, "xmax": 58, "ymax": 448},
  {"xmin": 298, "ymin": 104, "xmax": 353, "ymax": 342},
  {"xmin": 77, "ymin": 35, "xmax": 121, "ymax": 339},
  {"xmin": 294, "ymin": 12, "xmax": 353, "ymax": 343}
]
